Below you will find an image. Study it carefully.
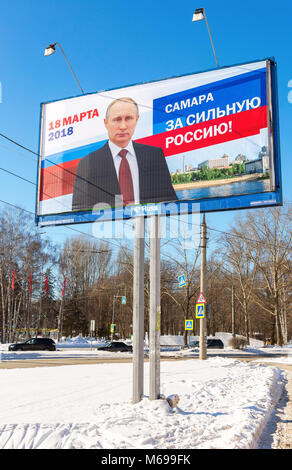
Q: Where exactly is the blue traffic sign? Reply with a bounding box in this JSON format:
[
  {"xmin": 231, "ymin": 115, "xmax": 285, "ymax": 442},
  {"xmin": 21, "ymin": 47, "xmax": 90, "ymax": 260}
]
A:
[
  {"xmin": 196, "ymin": 303, "xmax": 205, "ymax": 318},
  {"xmin": 185, "ymin": 320, "xmax": 193, "ymax": 330},
  {"xmin": 178, "ymin": 275, "xmax": 186, "ymax": 287}
]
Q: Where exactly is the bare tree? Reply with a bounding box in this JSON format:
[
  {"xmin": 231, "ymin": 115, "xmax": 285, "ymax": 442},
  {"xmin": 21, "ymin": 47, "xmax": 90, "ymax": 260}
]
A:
[
  {"xmin": 216, "ymin": 213, "xmax": 258, "ymax": 343},
  {"xmin": 58, "ymin": 236, "xmax": 112, "ymax": 335},
  {"xmin": 0, "ymin": 208, "xmax": 53, "ymax": 342},
  {"xmin": 222, "ymin": 208, "xmax": 292, "ymax": 345},
  {"xmin": 160, "ymin": 238, "xmax": 201, "ymax": 345}
]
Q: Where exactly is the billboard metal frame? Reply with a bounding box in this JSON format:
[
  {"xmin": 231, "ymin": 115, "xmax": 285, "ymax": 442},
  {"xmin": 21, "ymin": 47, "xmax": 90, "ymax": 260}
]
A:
[{"xmin": 35, "ymin": 57, "xmax": 282, "ymax": 227}]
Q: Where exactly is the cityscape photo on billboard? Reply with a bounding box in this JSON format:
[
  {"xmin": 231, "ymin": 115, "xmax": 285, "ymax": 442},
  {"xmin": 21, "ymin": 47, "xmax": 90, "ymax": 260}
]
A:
[{"xmin": 36, "ymin": 58, "xmax": 282, "ymax": 227}]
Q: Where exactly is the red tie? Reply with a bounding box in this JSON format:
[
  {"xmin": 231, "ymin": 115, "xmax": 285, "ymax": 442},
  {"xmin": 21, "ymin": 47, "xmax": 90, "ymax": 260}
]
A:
[{"xmin": 118, "ymin": 149, "xmax": 134, "ymax": 205}]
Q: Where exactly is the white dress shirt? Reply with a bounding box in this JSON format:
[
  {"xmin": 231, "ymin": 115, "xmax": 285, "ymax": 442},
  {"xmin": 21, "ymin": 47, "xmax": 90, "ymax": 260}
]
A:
[{"xmin": 108, "ymin": 140, "xmax": 140, "ymax": 204}]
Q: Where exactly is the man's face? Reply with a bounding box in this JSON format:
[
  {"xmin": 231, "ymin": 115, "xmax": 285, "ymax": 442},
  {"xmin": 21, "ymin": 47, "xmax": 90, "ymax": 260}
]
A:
[{"xmin": 104, "ymin": 101, "xmax": 139, "ymax": 148}]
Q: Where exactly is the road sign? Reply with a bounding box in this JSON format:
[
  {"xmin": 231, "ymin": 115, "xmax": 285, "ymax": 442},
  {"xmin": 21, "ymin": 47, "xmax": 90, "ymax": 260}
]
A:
[
  {"xmin": 110, "ymin": 323, "xmax": 116, "ymax": 333},
  {"xmin": 185, "ymin": 320, "xmax": 193, "ymax": 331},
  {"xmin": 90, "ymin": 320, "xmax": 95, "ymax": 331},
  {"xmin": 197, "ymin": 292, "xmax": 207, "ymax": 304},
  {"xmin": 178, "ymin": 275, "xmax": 186, "ymax": 287},
  {"xmin": 122, "ymin": 296, "xmax": 126, "ymax": 304},
  {"xmin": 195, "ymin": 303, "xmax": 205, "ymax": 318}
]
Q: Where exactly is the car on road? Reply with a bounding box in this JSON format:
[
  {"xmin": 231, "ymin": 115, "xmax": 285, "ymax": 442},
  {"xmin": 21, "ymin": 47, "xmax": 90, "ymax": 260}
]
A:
[
  {"xmin": 188, "ymin": 339, "xmax": 224, "ymax": 349},
  {"xmin": 8, "ymin": 338, "xmax": 56, "ymax": 352},
  {"xmin": 97, "ymin": 341, "xmax": 132, "ymax": 352},
  {"xmin": 206, "ymin": 339, "xmax": 224, "ymax": 349}
]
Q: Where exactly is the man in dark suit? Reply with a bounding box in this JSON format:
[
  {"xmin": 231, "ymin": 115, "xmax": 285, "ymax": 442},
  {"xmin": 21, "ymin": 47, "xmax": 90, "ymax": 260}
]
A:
[{"xmin": 72, "ymin": 97, "xmax": 177, "ymax": 211}]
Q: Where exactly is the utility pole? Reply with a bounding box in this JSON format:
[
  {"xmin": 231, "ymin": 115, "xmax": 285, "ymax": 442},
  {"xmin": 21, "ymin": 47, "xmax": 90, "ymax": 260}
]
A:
[
  {"xmin": 199, "ymin": 214, "xmax": 207, "ymax": 360},
  {"xmin": 111, "ymin": 297, "xmax": 116, "ymax": 341},
  {"xmin": 36, "ymin": 271, "xmax": 43, "ymax": 338},
  {"xmin": 57, "ymin": 298, "xmax": 63, "ymax": 341},
  {"xmin": 231, "ymin": 284, "xmax": 236, "ymax": 338},
  {"xmin": 57, "ymin": 278, "xmax": 66, "ymax": 342}
]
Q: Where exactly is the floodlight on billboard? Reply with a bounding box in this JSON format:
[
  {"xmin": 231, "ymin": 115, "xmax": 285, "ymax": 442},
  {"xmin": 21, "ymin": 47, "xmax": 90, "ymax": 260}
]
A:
[{"xmin": 36, "ymin": 58, "xmax": 282, "ymax": 227}]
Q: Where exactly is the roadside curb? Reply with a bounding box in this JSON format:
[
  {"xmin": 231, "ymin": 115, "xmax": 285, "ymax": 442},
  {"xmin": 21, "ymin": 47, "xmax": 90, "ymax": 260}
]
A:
[{"xmin": 253, "ymin": 364, "xmax": 292, "ymax": 449}]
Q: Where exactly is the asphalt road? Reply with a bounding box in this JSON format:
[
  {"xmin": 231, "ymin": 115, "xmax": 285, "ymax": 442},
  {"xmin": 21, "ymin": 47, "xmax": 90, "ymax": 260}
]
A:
[{"xmin": 0, "ymin": 352, "xmax": 289, "ymax": 369}]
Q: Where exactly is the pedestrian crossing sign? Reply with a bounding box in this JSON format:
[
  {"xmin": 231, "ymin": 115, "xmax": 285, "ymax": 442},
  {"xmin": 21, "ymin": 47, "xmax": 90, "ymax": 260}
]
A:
[
  {"xmin": 195, "ymin": 303, "xmax": 205, "ymax": 318},
  {"xmin": 185, "ymin": 320, "xmax": 193, "ymax": 331},
  {"xmin": 178, "ymin": 275, "xmax": 186, "ymax": 287}
]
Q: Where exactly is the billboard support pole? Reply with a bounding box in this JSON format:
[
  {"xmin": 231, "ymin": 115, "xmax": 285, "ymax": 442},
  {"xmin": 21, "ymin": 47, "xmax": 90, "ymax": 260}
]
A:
[
  {"xmin": 149, "ymin": 215, "xmax": 161, "ymax": 400},
  {"xmin": 132, "ymin": 216, "xmax": 145, "ymax": 404},
  {"xmin": 199, "ymin": 214, "xmax": 207, "ymax": 360}
]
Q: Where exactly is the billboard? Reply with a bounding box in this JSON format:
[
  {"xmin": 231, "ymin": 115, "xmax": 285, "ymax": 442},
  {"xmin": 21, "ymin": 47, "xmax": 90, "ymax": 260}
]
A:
[{"xmin": 36, "ymin": 58, "xmax": 282, "ymax": 227}]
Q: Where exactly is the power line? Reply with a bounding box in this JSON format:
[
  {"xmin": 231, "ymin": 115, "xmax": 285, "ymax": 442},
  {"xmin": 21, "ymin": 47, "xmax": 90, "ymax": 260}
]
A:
[
  {"xmin": 0, "ymin": 131, "xmax": 291, "ymax": 248},
  {"xmin": 0, "ymin": 164, "xmax": 289, "ymax": 250},
  {"xmin": 172, "ymin": 208, "xmax": 292, "ymax": 248},
  {"xmin": 0, "ymin": 131, "xmax": 118, "ymax": 202},
  {"xmin": 0, "ymin": 132, "xmax": 39, "ymax": 157},
  {"xmin": 0, "ymin": 167, "xmax": 35, "ymax": 186},
  {"xmin": 0, "ymin": 195, "xmax": 130, "ymax": 256},
  {"xmin": 0, "ymin": 133, "xmax": 137, "ymax": 254}
]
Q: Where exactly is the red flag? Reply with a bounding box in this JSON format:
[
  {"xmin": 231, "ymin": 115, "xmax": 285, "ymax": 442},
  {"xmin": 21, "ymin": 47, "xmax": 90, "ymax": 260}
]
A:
[
  {"xmin": 45, "ymin": 276, "xmax": 48, "ymax": 294},
  {"xmin": 62, "ymin": 277, "xmax": 66, "ymax": 297},
  {"xmin": 11, "ymin": 270, "xmax": 15, "ymax": 291},
  {"xmin": 29, "ymin": 272, "xmax": 32, "ymax": 293}
]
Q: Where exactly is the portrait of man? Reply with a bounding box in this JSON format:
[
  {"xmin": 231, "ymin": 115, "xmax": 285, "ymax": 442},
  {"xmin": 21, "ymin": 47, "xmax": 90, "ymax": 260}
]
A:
[{"xmin": 72, "ymin": 97, "xmax": 177, "ymax": 211}]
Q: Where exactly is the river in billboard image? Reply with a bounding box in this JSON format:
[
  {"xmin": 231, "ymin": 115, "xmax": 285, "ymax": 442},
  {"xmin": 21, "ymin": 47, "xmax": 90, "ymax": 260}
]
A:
[{"xmin": 175, "ymin": 177, "xmax": 270, "ymax": 201}]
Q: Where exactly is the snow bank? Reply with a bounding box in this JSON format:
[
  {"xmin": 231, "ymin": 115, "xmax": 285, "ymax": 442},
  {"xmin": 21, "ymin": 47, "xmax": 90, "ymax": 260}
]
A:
[
  {"xmin": 56, "ymin": 336, "xmax": 106, "ymax": 349},
  {"xmin": 0, "ymin": 358, "xmax": 284, "ymax": 449}
]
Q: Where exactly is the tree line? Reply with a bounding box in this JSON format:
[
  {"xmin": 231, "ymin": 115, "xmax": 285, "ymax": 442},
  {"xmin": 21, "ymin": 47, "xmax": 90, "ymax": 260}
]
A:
[{"xmin": 0, "ymin": 205, "xmax": 291, "ymax": 345}]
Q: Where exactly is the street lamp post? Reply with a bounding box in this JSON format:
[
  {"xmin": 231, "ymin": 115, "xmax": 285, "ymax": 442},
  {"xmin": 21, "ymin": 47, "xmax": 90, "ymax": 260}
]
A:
[
  {"xmin": 44, "ymin": 42, "xmax": 85, "ymax": 94},
  {"xmin": 192, "ymin": 7, "xmax": 219, "ymax": 68}
]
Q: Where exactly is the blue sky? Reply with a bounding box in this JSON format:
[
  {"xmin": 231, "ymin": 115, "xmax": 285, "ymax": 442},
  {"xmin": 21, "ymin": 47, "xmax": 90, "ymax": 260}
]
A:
[{"xmin": 0, "ymin": 0, "xmax": 291, "ymax": 250}]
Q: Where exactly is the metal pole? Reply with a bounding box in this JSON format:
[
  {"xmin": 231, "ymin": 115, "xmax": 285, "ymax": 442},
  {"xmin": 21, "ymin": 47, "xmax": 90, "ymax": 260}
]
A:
[
  {"xmin": 56, "ymin": 42, "xmax": 85, "ymax": 94},
  {"xmin": 132, "ymin": 216, "xmax": 145, "ymax": 404},
  {"xmin": 60, "ymin": 300, "xmax": 64, "ymax": 341},
  {"xmin": 111, "ymin": 297, "xmax": 115, "ymax": 341},
  {"xmin": 199, "ymin": 214, "xmax": 207, "ymax": 360},
  {"xmin": 57, "ymin": 297, "xmax": 63, "ymax": 342},
  {"xmin": 36, "ymin": 271, "xmax": 43, "ymax": 338},
  {"xmin": 203, "ymin": 9, "xmax": 219, "ymax": 68},
  {"xmin": 232, "ymin": 284, "xmax": 236, "ymax": 338},
  {"xmin": 149, "ymin": 215, "xmax": 161, "ymax": 400}
]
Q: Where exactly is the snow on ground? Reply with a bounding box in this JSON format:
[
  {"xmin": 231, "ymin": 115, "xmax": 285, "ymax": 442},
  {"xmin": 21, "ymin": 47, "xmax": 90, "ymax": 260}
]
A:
[
  {"xmin": 0, "ymin": 334, "xmax": 291, "ymax": 449},
  {"xmin": 0, "ymin": 357, "xmax": 286, "ymax": 449}
]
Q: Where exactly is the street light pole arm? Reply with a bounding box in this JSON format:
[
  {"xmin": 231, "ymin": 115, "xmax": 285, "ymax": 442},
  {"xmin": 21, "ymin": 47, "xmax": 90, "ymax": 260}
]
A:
[
  {"xmin": 56, "ymin": 42, "xmax": 85, "ymax": 94},
  {"xmin": 202, "ymin": 9, "xmax": 219, "ymax": 68}
]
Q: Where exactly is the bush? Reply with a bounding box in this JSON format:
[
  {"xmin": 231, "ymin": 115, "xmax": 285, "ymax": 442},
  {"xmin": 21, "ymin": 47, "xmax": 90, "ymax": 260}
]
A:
[{"xmin": 229, "ymin": 336, "xmax": 248, "ymax": 350}]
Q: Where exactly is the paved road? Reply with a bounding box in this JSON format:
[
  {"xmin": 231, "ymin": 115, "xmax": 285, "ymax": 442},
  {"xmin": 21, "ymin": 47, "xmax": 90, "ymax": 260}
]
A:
[{"xmin": 0, "ymin": 353, "xmax": 289, "ymax": 369}]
